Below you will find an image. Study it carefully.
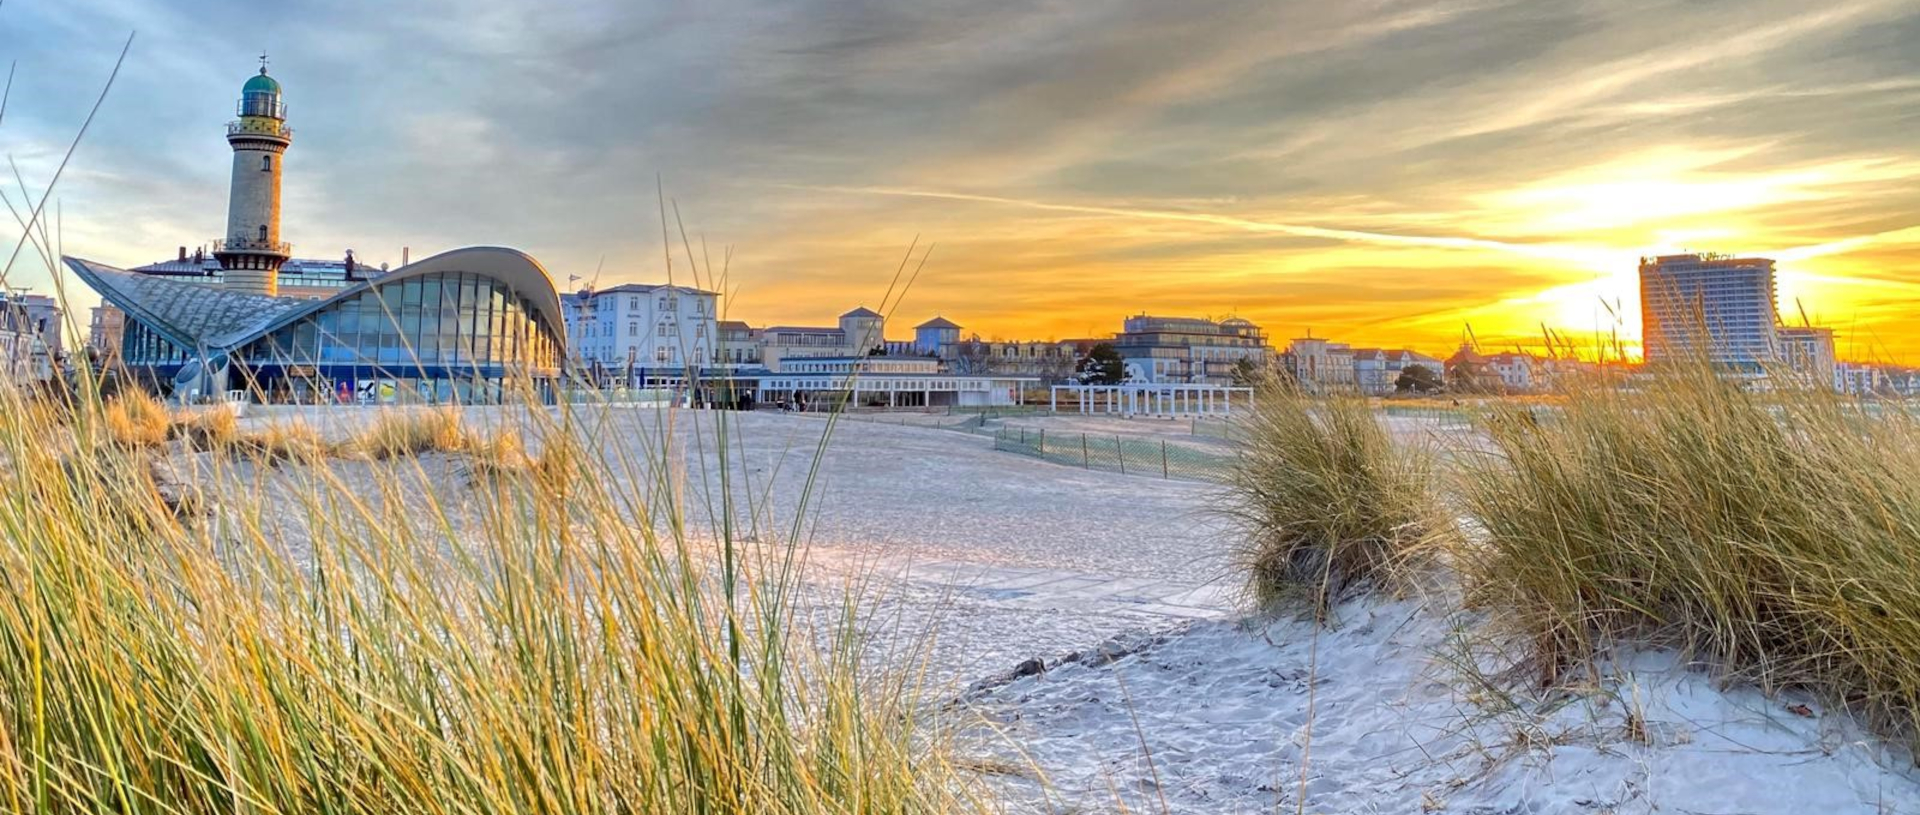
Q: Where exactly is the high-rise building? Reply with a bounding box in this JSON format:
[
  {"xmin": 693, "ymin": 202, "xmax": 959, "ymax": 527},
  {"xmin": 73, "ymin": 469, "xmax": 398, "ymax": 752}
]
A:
[{"xmin": 1638, "ymin": 253, "xmax": 1778, "ymax": 369}]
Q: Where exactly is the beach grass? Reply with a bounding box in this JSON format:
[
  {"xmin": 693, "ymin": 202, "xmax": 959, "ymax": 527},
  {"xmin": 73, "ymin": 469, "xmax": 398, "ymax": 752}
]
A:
[
  {"xmin": 0, "ymin": 378, "xmax": 974, "ymax": 813},
  {"xmin": 1220, "ymin": 377, "xmax": 1445, "ymax": 614},
  {"xmin": 1455, "ymin": 358, "xmax": 1920, "ymax": 737}
]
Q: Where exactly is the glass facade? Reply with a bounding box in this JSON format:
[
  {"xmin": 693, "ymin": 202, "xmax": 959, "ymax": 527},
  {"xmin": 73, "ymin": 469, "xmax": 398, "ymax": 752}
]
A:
[{"xmin": 117, "ymin": 271, "xmax": 564, "ymax": 404}]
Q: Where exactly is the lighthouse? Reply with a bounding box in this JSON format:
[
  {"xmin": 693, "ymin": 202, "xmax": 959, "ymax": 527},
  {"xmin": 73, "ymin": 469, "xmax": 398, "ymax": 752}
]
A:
[{"xmin": 214, "ymin": 55, "xmax": 292, "ymax": 296}]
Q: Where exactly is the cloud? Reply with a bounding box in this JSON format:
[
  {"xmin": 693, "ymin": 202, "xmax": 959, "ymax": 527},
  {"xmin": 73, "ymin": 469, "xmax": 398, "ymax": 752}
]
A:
[{"xmin": 5, "ymin": 0, "xmax": 1919, "ymax": 358}]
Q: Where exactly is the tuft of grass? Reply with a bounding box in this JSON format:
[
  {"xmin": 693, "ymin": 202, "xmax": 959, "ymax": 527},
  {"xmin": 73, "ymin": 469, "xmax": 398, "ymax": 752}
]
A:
[
  {"xmin": 168, "ymin": 405, "xmax": 238, "ymax": 450},
  {"xmin": 353, "ymin": 407, "xmax": 470, "ymax": 459},
  {"xmin": 1456, "ymin": 357, "xmax": 1920, "ymax": 737},
  {"xmin": 101, "ymin": 388, "xmax": 169, "ymax": 447},
  {"xmin": 1221, "ymin": 379, "xmax": 1446, "ymax": 614},
  {"xmin": 230, "ymin": 420, "xmax": 330, "ymax": 464}
]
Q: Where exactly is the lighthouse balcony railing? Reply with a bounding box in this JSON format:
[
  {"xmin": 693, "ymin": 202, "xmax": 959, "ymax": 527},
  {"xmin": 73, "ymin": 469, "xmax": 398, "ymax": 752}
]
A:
[
  {"xmin": 226, "ymin": 119, "xmax": 292, "ymax": 139},
  {"xmin": 212, "ymin": 238, "xmax": 293, "ymax": 255}
]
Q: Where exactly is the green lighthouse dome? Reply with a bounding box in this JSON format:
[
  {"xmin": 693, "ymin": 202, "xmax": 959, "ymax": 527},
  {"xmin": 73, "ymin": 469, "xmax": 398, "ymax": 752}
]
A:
[{"xmin": 243, "ymin": 71, "xmax": 281, "ymax": 95}]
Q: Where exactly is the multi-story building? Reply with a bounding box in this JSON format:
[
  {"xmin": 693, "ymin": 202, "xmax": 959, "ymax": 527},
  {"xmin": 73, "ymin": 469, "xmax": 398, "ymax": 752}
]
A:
[
  {"xmin": 715, "ymin": 320, "xmax": 760, "ymax": 368},
  {"xmin": 1639, "ymin": 253, "xmax": 1778, "ymax": 369},
  {"xmin": 756, "ymin": 307, "xmax": 887, "ymax": 371},
  {"xmin": 1282, "ymin": 337, "xmax": 1355, "ymax": 392},
  {"xmin": 1835, "ymin": 361, "xmax": 1886, "ymax": 396},
  {"xmin": 1776, "ymin": 326, "xmax": 1837, "ymax": 389},
  {"xmin": 1111, "ymin": 314, "xmax": 1271, "ymax": 385},
  {"xmin": 0, "ymin": 293, "xmax": 62, "ymax": 382},
  {"xmin": 914, "ymin": 317, "xmax": 961, "ymax": 355},
  {"xmin": 87, "ymin": 304, "xmax": 126, "ymax": 365},
  {"xmin": 1350, "ymin": 348, "xmax": 1445, "ymax": 394},
  {"xmin": 562, "ymin": 282, "xmax": 719, "ymax": 383},
  {"xmin": 1486, "ymin": 352, "xmax": 1536, "ymax": 392}
]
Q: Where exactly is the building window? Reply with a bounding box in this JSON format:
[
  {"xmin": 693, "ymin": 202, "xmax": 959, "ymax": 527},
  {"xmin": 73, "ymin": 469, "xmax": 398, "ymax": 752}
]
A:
[
  {"xmin": 258, "ymin": 225, "xmax": 269, "ymax": 241},
  {"xmin": 628, "ymin": 322, "xmax": 637, "ymax": 337},
  {"xmin": 261, "ymin": 155, "xmax": 272, "ymax": 172},
  {"xmin": 658, "ymin": 324, "xmax": 669, "ymax": 337}
]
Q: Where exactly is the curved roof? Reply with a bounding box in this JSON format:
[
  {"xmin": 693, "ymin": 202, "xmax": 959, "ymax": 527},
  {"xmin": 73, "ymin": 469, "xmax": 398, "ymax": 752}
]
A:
[
  {"xmin": 243, "ymin": 72, "xmax": 281, "ymax": 96},
  {"xmin": 64, "ymin": 245, "xmax": 567, "ymax": 354}
]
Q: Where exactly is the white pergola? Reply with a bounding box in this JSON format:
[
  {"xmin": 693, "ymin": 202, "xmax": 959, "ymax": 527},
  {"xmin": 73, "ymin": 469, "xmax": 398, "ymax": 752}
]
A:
[{"xmin": 1050, "ymin": 383, "xmax": 1253, "ymax": 417}]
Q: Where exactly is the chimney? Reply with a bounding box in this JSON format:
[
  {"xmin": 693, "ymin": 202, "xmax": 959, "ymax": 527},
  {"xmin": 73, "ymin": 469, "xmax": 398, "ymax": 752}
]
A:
[
  {"xmin": 178, "ymin": 246, "xmax": 187, "ymax": 262},
  {"xmin": 402, "ymin": 246, "xmax": 410, "ymax": 266}
]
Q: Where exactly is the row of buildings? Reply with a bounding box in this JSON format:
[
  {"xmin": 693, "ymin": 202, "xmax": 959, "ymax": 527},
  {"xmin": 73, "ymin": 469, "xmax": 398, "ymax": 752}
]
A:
[{"xmin": 35, "ymin": 60, "xmax": 1918, "ymax": 406}]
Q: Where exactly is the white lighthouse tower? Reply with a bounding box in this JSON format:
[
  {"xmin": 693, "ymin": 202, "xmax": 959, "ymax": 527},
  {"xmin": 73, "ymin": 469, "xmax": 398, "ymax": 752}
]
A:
[{"xmin": 214, "ymin": 55, "xmax": 292, "ymax": 296}]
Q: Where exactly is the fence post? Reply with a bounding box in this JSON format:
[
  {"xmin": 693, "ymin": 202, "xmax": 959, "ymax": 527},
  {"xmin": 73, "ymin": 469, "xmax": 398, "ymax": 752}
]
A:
[
  {"xmin": 1116, "ymin": 436, "xmax": 1126, "ymax": 475},
  {"xmin": 1038, "ymin": 429, "xmax": 1045, "ymax": 455},
  {"xmin": 1161, "ymin": 439, "xmax": 1169, "ymax": 479},
  {"xmin": 1081, "ymin": 434, "xmax": 1090, "ymax": 468}
]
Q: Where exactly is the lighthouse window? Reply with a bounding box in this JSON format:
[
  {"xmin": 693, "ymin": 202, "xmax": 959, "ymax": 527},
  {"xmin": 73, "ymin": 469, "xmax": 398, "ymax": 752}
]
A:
[
  {"xmin": 261, "ymin": 155, "xmax": 272, "ymax": 172},
  {"xmin": 258, "ymin": 225, "xmax": 268, "ymax": 241}
]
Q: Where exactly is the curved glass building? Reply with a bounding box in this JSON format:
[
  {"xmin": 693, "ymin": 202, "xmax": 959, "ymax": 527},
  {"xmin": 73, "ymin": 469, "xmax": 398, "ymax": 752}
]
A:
[{"xmin": 65, "ymin": 246, "xmax": 567, "ymax": 404}]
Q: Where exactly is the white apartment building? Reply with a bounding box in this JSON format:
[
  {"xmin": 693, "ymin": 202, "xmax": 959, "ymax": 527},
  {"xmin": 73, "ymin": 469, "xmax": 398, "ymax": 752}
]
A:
[
  {"xmin": 1113, "ymin": 315, "xmax": 1271, "ymax": 385},
  {"xmin": 1776, "ymin": 326, "xmax": 1837, "ymax": 389},
  {"xmin": 562, "ymin": 282, "xmax": 719, "ymax": 382},
  {"xmin": 1282, "ymin": 337, "xmax": 1355, "ymax": 392},
  {"xmin": 1486, "ymin": 352, "xmax": 1536, "ymax": 391},
  {"xmin": 1639, "ymin": 253, "xmax": 1778, "ymax": 369}
]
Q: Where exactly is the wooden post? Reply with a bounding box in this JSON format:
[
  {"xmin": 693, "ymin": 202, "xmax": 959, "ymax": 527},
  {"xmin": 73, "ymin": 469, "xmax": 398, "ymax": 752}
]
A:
[
  {"xmin": 1161, "ymin": 439, "xmax": 1169, "ymax": 478},
  {"xmin": 1115, "ymin": 436, "xmax": 1126, "ymax": 474},
  {"xmin": 1081, "ymin": 433, "xmax": 1090, "ymax": 468}
]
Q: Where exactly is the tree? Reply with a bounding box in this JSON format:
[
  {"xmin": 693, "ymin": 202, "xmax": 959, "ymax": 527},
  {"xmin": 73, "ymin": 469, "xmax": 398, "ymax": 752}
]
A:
[
  {"xmin": 1075, "ymin": 343, "xmax": 1125, "ymax": 385},
  {"xmin": 951, "ymin": 333, "xmax": 992, "ymax": 375},
  {"xmin": 1394, "ymin": 363, "xmax": 1442, "ymax": 394}
]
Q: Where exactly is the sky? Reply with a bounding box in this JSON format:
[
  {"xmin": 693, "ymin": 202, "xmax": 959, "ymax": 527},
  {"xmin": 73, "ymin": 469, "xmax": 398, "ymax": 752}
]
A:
[{"xmin": 3, "ymin": 0, "xmax": 1918, "ymax": 359}]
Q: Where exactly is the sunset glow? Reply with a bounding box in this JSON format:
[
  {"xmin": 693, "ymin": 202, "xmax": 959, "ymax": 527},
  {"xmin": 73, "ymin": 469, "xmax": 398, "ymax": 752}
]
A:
[{"xmin": 6, "ymin": 0, "xmax": 1917, "ymax": 359}]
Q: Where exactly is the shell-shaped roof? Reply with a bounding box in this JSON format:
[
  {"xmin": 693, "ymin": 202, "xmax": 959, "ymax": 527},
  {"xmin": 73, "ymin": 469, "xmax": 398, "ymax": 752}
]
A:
[{"xmin": 65, "ymin": 246, "xmax": 567, "ymax": 354}]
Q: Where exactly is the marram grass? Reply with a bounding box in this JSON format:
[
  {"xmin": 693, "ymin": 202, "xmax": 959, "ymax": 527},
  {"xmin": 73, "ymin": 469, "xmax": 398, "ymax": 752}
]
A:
[
  {"xmin": 1456, "ymin": 359, "xmax": 1920, "ymax": 738},
  {"xmin": 1220, "ymin": 378, "xmax": 1446, "ymax": 615},
  {"xmin": 0, "ymin": 379, "xmax": 977, "ymax": 813}
]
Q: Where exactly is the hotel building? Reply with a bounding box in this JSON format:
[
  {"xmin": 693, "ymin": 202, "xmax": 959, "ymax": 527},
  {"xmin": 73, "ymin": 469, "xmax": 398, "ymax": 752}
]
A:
[{"xmin": 1639, "ymin": 253, "xmax": 1778, "ymax": 369}]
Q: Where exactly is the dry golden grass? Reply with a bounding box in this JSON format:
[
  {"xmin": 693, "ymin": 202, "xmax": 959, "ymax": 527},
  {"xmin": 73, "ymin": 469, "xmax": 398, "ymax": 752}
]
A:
[
  {"xmin": 1221, "ymin": 378, "xmax": 1447, "ymax": 614},
  {"xmin": 352, "ymin": 407, "xmax": 471, "ymax": 459},
  {"xmin": 101, "ymin": 388, "xmax": 169, "ymax": 447},
  {"xmin": 167, "ymin": 405, "xmax": 239, "ymax": 450},
  {"xmin": 0, "ymin": 381, "xmax": 975, "ymax": 814},
  {"xmin": 1455, "ymin": 358, "xmax": 1920, "ymax": 737},
  {"xmin": 230, "ymin": 420, "xmax": 331, "ymax": 464}
]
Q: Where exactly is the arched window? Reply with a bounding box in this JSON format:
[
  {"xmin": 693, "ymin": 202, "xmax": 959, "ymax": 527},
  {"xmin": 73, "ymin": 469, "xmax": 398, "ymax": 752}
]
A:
[
  {"xmin": 258, "ymin": 225, "xmax": 268, "ymax": 241},
  {"xmin": 261, "ymin": 155, "xmax": 272, "ymax": 172}
]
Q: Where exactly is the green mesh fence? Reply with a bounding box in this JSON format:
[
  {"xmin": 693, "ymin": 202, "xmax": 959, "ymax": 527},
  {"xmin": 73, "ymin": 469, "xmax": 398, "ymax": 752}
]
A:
[{"xmin": 991, "ymin": 426, "xmax": 1233, "ymax": 483}]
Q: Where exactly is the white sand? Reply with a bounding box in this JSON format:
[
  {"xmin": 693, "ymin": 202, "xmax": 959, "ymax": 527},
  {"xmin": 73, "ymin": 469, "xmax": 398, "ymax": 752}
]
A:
[{"xmin": 231, "ymin": 405, "xmax": 1920, "ymax": 813}]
